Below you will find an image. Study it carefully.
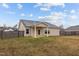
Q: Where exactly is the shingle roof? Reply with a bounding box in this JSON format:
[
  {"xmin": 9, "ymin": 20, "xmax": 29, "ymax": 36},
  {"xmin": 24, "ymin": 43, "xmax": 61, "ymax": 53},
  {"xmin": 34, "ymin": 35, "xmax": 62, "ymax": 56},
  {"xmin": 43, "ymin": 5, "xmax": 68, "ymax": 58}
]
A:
[
  {"xmin": 66, "ymin": 25, "xmax": 79, "ymax": 31},
  {"xmin": 20, "ymin": 19, "xmax": 59, "ymax": 29}
]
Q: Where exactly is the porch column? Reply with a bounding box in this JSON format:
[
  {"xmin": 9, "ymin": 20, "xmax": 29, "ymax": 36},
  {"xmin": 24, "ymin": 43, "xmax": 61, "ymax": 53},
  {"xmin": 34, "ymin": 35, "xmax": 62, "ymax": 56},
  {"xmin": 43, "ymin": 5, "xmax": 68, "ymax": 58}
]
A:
[
  {"xmin": 47, "ymin": 26, "xmax": 48, "ymax": 37},
  {"xmin": 34, "ymin": 25, "xmax": 36, "ymax": 38}
]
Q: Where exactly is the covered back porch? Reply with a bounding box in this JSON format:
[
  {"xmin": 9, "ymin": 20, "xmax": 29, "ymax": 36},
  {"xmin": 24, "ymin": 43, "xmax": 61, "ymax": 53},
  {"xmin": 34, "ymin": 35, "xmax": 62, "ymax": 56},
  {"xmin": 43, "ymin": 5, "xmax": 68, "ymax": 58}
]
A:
[{"xmin": 31, "ymin": 23, "xmax": 49, "ymax": 38}]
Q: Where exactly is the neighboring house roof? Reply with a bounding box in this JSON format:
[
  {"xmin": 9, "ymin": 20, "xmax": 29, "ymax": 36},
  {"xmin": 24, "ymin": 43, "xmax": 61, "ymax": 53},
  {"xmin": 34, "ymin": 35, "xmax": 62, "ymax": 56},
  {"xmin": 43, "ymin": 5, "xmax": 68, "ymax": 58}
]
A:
[
  {"xmin": 0, "ymin": 27, "xmax": 18, "ymax": 31},
  {"xmin": 0, "ymin": 27, "xmax": 4, "ymax": 31},
  {"xmin": 20, "ymin": 20, "xmax": 59, "ymax": 29},
  {"xmin": 65, "ymin": 25, "xmax": 79, "ymax": 31}
]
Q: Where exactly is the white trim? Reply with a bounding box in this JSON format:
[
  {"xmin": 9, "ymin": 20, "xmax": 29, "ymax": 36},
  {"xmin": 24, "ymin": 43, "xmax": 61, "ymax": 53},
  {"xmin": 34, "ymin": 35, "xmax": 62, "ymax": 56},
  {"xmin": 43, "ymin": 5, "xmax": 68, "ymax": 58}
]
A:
[{"xmin": 34, "ymin": 25, "xmax": 36, "ymax": 38}]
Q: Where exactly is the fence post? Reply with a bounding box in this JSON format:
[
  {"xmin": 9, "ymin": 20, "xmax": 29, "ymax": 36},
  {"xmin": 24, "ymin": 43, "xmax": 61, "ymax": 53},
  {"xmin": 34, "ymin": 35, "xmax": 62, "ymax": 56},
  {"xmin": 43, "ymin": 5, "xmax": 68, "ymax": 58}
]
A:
[
  {"xmin": 1, "ymin": 31, "xmax": 3, "ymax": 39},
  {"xmin": 23, "ymin": 31, "xmax": 24, "ymax": 37},
  {"xmin": 18, "ymin": 31, "xmax": 19, "ymax": 38}
]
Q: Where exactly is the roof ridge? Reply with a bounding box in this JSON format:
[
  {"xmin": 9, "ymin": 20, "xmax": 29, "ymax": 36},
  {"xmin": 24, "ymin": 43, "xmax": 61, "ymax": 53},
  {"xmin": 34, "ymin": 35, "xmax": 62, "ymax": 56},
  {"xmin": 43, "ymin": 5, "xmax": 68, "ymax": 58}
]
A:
[
  {"xmin": 20, "ymin": 19, "xmax": 59, "ymax": 29},
  {"xmin": 20, "ymin": 19, "xmax": 47, "ymax": 23}
]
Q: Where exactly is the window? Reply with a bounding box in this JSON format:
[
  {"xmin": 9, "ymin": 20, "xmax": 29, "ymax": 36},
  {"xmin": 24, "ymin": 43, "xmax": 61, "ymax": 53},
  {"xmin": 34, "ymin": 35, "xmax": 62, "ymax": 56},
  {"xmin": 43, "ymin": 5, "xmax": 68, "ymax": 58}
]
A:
[
  {"xmin": 45, "ymin": 30, "xmax": 50, "ymax": 34},
  {"xmin": 26, "ymin": 29, "xmax": 29, "ymax": 34},
  {"xmin": 45, "ymin": 30, "xmax": 47, "ymax": 34}
]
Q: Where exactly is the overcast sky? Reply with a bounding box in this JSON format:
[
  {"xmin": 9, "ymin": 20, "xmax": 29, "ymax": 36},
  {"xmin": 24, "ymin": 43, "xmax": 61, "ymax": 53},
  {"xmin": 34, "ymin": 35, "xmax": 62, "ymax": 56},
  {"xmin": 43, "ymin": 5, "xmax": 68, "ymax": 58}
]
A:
[{"xmin": 0, "ymin": 3, "xmax": 79, "ymax": 28}]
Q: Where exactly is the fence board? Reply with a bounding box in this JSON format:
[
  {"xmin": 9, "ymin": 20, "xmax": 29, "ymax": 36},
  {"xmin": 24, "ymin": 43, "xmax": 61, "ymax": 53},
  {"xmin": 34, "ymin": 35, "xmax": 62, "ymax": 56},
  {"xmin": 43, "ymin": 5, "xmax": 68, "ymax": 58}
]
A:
[
  {"xmin": 60, "ymin": 31, "xmax": 79, "ymax": 36},
  {"xmin": 0, "ymin": 31, "xmax": 24, "ymax": 39}
]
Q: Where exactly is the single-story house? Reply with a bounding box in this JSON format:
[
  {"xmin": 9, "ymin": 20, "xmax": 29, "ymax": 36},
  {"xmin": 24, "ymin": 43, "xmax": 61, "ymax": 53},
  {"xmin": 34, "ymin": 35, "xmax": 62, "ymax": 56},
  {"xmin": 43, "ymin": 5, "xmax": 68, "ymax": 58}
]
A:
[
  {"xmin": 18, "ymin": 19, "xmax": 60, "ymax": 38},
  {"xmin": 60, "ymin": 25, "xmax": 79, "ymax": 35}
]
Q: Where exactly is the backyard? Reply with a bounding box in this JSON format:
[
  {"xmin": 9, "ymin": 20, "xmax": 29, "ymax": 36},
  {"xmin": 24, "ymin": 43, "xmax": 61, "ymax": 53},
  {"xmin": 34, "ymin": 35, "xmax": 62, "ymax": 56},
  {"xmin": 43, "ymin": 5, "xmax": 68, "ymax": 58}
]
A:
[{"xmin": 0, "ymin": 36, "xmax": 79, "ymax": 56}]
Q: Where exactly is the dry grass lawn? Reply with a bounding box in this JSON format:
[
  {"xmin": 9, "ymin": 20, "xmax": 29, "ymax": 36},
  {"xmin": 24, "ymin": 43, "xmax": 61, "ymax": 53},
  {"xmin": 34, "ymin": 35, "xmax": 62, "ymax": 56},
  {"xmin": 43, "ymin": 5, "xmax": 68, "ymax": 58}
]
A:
[{"xmin": 0, "ymin": 36, "xmax": 79, "ymax": 56}]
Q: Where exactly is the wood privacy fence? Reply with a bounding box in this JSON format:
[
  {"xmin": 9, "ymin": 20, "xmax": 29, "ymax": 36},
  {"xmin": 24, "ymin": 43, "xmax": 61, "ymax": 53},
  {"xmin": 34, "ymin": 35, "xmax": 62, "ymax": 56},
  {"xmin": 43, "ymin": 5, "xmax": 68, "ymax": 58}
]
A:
[
  {"xmin": 60, "ymin": 31, "xmax": 79, "ymax": 36},
  {"xmin": 0, "ymin": 31, "xmax": 24, "ymax": 39}
]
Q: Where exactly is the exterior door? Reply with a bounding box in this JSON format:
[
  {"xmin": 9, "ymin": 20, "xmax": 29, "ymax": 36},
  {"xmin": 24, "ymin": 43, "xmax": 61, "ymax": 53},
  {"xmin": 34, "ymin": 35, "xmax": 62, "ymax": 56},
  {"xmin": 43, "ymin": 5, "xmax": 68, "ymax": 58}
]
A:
[{"xmin": 38, "ymin": 30, "xmax": 40, "ymax": 35}]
